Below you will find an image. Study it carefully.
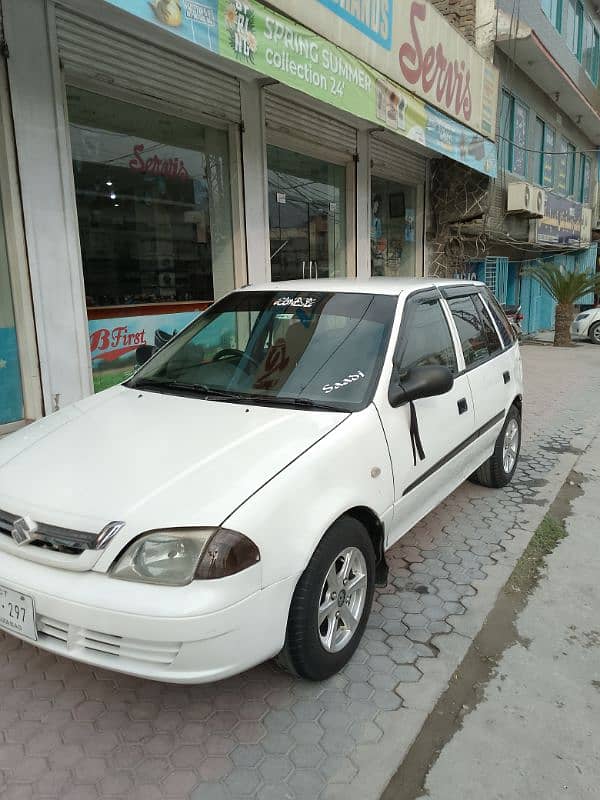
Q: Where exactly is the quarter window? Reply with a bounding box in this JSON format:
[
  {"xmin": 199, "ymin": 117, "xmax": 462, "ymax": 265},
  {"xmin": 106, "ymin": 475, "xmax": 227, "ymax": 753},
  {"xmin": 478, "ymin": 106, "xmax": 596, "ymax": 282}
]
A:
[
  {"xmin": 473, "ymin": 295, "xmax": 503, "ymax": 355},
  {"xmin": 396, "ymin": 296, "xmax": 458, "ymax": 374},
  {"xmin": 447, "ymin": 295, "xmax": 499, "ymax": 367},
  {"xmin": 483, "ymin": 291, "xmax": 515, "ymax": 347}
]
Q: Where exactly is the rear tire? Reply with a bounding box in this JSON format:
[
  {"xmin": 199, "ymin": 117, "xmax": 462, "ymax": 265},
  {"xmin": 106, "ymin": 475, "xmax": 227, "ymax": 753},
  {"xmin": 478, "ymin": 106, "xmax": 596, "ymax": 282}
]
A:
[
  {"xmin": 470, "ymin": 405, "xmax": 521, "ymax": 488},
  {"xmin": 277, "ymin": 517, "xmax": 375, "ymax": 681},
  {"xmin": 589, "ymin": 322, "xmax": 600, "ymax": 345}
]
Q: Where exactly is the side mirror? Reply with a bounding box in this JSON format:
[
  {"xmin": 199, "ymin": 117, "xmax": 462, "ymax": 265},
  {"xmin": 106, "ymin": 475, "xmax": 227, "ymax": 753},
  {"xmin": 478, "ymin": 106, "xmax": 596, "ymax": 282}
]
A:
[
  {"xmin": 135, "ymin": 345, "xmax": 154, "ymax": 367},
  {"xmin": 389, "ymin": 365, "xmax": 454, "ymax": 408}
]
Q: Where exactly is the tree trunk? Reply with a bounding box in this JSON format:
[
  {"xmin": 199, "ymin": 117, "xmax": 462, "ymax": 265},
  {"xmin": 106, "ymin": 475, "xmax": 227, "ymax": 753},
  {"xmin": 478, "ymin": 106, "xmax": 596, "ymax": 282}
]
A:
[{"xmin": 554, "ymin": 302, "xmax": 574, "ymax": 347}]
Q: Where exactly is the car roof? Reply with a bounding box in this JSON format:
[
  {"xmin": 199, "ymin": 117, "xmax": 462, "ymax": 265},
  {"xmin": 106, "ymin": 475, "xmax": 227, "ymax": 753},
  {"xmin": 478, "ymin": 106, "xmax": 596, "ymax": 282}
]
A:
[{"xmin": 239, "ymin": 277, "xmax": 485, "ymax": 296}]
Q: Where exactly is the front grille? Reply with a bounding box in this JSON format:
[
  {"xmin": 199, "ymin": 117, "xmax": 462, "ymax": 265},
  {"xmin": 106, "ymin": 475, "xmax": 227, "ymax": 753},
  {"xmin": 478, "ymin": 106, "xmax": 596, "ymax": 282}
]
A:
[
  {"xmin": 0, "ymin": 509, "xmax": 102, "ymax": 554},
  {"xmin": 37, "ymin": 615, "xmax": 180, "ymax": 666}
]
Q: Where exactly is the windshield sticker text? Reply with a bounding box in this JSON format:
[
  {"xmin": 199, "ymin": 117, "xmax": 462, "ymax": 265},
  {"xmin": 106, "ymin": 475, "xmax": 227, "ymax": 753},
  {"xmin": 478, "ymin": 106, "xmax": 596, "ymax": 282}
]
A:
[
  {"xmin": 322, "ymin": 371, "xmax": 365, "ymax": 393},
  {"xmin": 273, "ymin": 296, "xmax": 317, "ymax": 309}
]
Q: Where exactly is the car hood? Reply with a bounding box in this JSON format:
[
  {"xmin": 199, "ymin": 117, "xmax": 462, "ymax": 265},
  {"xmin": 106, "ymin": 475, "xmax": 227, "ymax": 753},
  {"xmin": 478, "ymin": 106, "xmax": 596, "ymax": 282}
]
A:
[{"xmin": 0, "ymin": 386, "xmax": 348, "ymax": 536}]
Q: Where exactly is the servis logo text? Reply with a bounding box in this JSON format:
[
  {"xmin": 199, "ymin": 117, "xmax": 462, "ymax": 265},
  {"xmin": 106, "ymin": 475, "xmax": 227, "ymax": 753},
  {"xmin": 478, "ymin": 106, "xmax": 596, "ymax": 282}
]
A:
[{"xmin": 399, "ymin": 1, "xmax": 472, "ymax": 122}]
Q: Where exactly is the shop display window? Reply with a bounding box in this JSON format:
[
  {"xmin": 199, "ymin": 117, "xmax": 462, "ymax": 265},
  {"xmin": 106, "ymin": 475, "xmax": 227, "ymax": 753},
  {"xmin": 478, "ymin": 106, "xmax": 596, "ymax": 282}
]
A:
[
  {"xmin": 370, "ymin": 177, "xmax": 417, "ymax": 277},
  {"xmin": 67, "ymin": 87, "xmax": 235, "ymax": 391}
]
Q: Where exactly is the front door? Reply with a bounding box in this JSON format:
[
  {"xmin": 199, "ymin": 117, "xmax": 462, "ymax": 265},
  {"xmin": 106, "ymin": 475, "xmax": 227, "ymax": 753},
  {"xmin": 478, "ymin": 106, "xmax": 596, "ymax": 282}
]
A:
[
  {"xmin": 267, "ymin": 145, "xmax": 347, "ymax": 282},
  {"xmin": 375, "ymin": 290, "xmax": 475, "ymax": 546}
]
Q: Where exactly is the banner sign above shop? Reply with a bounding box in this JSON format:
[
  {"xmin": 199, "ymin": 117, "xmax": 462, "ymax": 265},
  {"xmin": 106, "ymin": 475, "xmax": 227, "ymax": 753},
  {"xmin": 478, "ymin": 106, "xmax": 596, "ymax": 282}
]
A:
[
  {"xmin": 264, "ymin": 0, "xmax": 499, "ymax": 140},
  {"xmin": 105, "ymin": 0, "xmax": 497, "ymax": 177},
  {"xmin": 532, "ymin": 193, "xmax": 587, "ymax": 246}
]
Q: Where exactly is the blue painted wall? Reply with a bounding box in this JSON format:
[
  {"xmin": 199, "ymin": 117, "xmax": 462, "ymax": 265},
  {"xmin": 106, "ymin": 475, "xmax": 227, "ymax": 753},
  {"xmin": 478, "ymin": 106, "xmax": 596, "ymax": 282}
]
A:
[{"xmin": 0, "ymin": 326, "xmax": 24, "ymax": 424}]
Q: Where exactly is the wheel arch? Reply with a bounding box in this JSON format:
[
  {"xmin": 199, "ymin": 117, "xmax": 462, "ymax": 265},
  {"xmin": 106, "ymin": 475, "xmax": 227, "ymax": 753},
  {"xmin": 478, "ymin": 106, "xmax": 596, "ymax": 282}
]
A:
[
  {"xmin": 341, "ymin": 505, "xmax": 388, "ymax": 586},
  {"xmin": 512, "ymin": 394, "xmax": 523, "ymax": 416}
]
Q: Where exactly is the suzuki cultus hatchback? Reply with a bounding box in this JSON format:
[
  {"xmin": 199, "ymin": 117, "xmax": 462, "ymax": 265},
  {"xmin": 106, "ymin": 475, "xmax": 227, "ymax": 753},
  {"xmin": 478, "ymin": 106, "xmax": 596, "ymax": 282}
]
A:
[{"xmin": 0, "ymin": 279, "xmax": 522, "ymax": 682}]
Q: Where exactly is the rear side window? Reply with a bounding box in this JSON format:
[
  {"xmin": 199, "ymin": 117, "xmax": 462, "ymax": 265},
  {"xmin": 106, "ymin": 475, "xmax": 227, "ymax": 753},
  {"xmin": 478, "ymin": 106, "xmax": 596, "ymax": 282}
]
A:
[
  {"xmin": 472, "ymin": 294, "xmax": 503, "ymax": 355},
  {"xmin": 396, "ymin": 294, "xmax": 458, "ymax": 374},
  {"xmin": 483, "ymin": 290, "xmax": 516, "ymax": 347},
  {"xmin": 447, "ymin": 295, "xmax": 499, "ymax": 367}
]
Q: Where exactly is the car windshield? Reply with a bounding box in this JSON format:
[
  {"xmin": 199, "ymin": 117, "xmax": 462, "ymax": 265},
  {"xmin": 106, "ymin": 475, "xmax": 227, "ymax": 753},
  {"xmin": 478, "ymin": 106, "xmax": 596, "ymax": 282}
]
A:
[{"xmin": 127, "ymin": 290, "xmax": 397, "ymax": 411}]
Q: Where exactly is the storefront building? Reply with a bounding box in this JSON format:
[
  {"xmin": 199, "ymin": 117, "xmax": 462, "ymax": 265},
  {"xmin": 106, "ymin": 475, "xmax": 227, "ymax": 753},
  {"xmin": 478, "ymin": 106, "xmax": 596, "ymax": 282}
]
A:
[{"xmin": 1, "ymin": 0, "xmax": 498, "ymax": 416}]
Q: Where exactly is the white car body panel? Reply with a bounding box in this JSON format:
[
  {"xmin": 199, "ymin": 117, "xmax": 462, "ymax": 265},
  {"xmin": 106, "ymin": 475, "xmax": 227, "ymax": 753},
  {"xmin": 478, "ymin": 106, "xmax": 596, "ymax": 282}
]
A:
[
  {"xmin": 223, "ymin": 403, "xmax": 394, "ymax": 587},
  {"xmin": 0, "ymin": 278, "xmax": 524, "ymax": 682},
  {"xmin": 571, "ymin": 307, "xmax": 600, "ymax": 339},
  {"xmin": 0, "ymin": 385, "xmax": 347, "ymax": 566}
]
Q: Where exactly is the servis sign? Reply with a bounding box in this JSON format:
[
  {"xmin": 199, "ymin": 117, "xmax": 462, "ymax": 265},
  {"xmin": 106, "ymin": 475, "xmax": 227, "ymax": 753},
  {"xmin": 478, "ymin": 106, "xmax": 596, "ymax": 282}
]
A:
[{"xmin": 266, "ymin": 0, "xmax": 498, "ymax": 139}]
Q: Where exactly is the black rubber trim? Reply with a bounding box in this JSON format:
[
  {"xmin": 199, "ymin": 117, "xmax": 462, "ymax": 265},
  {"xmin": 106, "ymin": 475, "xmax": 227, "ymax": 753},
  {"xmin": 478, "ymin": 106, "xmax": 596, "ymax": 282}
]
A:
[
  {"xmin": 402, "ymin": 410, "xmax": 505, "ymax": 496},
  {"xmin": 439, "ymin": 284, "xmax": 483, "ymax": 299}
]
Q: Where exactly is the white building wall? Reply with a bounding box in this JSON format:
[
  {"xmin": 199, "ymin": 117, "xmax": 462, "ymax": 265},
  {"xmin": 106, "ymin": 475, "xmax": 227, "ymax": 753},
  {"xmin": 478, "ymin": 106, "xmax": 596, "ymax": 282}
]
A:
[{"xmin": 4, "ymin": 0, "xmax": 92, "ymax": 411}]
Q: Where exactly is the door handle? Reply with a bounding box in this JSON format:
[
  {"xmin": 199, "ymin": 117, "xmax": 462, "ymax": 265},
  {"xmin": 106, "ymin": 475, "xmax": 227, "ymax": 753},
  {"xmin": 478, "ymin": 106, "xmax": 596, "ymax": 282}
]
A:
[
  {"xmin": 309, "ymin": 260, "xmax": 314, "ymax": 278},
  {"xmin": 503, "ymin": 371, "xmax": 511, "ymax": 384},
  {"xmin": 302, "ymin": 261, "xmax": 306, "ymax": 279},
  {"xmin": 457, "ymin": 398, "xmax": 468, "ymax": 415}
]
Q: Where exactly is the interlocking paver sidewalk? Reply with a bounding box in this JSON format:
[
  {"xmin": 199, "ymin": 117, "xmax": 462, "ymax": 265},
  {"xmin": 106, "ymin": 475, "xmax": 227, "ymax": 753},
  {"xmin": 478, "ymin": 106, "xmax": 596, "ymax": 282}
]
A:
[{"xmin": 1, "ymin": 343, "xmax": 599, "ymax": 800}]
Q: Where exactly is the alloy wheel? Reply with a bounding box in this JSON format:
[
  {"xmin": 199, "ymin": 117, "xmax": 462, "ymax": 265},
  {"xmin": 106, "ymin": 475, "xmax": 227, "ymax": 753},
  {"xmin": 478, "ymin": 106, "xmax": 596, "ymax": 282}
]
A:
[
  {"xmin": 318, "ymin": 547, "xmax": 368, "ymax": 653},
  {"xmin": 502, "ymin": 418, "xmax": 519, "ymax": 474}
]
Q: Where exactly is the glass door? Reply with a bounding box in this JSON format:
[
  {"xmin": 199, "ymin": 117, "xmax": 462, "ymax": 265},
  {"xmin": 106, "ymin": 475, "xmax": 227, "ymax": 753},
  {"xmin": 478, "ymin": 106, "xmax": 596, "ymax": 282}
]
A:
[
  {"xmin": 267, "ymin": 145, "xmax": 346, "ymax": 281},
  {"xmin": 371, "ymin": 176, "xmax": 418, "ymax": 277}
]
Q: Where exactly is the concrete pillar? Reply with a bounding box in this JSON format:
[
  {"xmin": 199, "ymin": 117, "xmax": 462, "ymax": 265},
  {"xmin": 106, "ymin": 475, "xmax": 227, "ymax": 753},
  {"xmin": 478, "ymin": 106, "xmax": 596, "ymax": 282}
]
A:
[
  {"xmin": 356, "ymin": 129, "xmax": 371, "ymax": 279},
  {"xmin": 4, "ymin": 0, "xmax": 92, "ymax": 410},
  {"xmin": 240, "ymin": 80, "xmax": 270, "ymax": 285}
]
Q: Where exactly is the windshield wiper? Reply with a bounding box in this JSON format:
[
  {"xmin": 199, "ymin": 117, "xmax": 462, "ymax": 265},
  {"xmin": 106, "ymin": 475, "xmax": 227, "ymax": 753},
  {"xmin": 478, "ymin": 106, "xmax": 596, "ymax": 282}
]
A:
[
  {"xmin": 130, "ymin": 380, "xmax": 340, "ymax": 410},
  {"xmin": 130, "ymin": 378, "xmax": 212, "ymax": 395},
  {"xmin": 242, "ymin": 394, "xmax": 340, "ymax": 411}
]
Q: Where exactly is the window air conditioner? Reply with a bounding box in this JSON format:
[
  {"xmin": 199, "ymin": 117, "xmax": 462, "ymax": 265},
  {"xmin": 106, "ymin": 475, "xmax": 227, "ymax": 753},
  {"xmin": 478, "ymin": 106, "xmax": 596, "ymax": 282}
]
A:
[{"xmin": 507, "ymin": 182, "xmax": 546, "ymax": 218}]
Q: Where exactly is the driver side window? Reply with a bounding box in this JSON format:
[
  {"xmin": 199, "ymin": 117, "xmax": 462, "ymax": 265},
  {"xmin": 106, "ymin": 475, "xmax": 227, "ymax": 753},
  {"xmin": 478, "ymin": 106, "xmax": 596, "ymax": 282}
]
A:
[{"xmin": 395, "ymin": 294, "xmax": 458, "ymax": 374}]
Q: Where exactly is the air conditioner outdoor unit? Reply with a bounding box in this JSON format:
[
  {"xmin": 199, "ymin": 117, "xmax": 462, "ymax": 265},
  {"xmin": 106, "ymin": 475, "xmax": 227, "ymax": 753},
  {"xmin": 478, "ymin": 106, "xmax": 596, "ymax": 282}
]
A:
[
  {"xmin": 580, "ymin": 207, "xmax": 592, "ymax": 244},
  {"xmin": 507, "ymin": 182, "xmax": 546, "ymax": 218}
]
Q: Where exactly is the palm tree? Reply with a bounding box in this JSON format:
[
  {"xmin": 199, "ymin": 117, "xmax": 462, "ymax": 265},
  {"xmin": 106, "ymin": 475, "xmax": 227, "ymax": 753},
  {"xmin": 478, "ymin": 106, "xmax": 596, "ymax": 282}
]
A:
[{"xmin": 523, "ymin": 261, "xmax": 600, "ymax": 347}]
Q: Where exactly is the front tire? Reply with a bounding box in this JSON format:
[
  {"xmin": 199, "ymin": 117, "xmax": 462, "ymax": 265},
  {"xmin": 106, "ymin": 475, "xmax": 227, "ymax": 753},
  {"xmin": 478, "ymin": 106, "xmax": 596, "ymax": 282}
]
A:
[
  {"xmin": 470, "ymin": 405, "xmax": 521, "ymax": 488},
  {"xmin": 277, "ymin": 517, "xmax": 375, "ymax": 680},
  {"xmin": 589, "ymin": 322, "xmax": 600, "ymax": 345}
]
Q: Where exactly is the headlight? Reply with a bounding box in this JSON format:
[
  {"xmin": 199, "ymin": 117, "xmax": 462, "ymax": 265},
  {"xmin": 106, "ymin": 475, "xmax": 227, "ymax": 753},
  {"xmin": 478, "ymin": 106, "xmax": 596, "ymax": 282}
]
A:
[
  {"xmin": 110, "ymin": 528, "xmax": 260, "ymax": 586},
  {"xmin": 575, "ymin": 312, "xmax": 591, "ymax": 321}
]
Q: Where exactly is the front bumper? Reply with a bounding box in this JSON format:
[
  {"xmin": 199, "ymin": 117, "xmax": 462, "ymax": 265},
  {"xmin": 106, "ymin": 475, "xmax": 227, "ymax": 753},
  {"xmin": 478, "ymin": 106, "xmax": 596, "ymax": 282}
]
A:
[
  {"xmin": 571, "ymin": 320, "xmax": 589, "ymax": 337},
  {"xmin": 0, "ymin": 553, "xmax": 295, "ymax": 683}
]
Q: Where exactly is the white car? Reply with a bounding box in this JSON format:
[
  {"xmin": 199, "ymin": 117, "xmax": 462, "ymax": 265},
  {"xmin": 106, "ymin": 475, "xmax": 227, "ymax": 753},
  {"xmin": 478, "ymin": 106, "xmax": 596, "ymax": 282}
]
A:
[
  {"xmin": 0, "ymin": 279, "xmax": 523, "ymax": 683},
  {"xmin": 571, "ymin": 307, "xmax": 600, "ymax": 344}
]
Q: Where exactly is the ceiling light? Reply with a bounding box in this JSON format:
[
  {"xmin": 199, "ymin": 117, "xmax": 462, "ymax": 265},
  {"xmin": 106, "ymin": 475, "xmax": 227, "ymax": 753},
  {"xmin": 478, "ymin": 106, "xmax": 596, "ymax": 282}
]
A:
[{"xmin": 110, "ymin": 192, "xmax": 117, "ymax": 200}]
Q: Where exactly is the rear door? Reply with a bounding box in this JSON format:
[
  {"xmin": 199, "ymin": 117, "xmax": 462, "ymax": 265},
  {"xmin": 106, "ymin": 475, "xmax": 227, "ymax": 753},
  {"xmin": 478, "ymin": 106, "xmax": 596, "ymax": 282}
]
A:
[
  {"xmin": 441, "ymin": 287, "xmax": 512, "ymax": 464},
  {"xmin": 376, "ymin": 289, "xmax": 475, "ymax": 546}
]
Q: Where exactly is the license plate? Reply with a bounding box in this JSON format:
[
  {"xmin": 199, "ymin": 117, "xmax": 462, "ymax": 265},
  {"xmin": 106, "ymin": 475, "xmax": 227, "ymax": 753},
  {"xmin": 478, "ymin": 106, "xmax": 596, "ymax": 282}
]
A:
[{"xmin": 0, "ymin": 585, "xmax": 37, "ymax": 641}]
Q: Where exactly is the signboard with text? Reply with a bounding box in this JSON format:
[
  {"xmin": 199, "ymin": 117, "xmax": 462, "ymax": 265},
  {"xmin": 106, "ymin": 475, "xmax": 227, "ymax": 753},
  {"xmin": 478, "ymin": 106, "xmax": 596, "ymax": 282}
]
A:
[
  {"xmin": 533, "ymin": 193, "xmax": 585, "ymax": 246},
  {"xmin": 105, "ymin": 0, "xmax": 497, "ymax": 176},
  {"xmin": 265, "ymin": 0, "xmax": 499, "ymax": 139}
]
